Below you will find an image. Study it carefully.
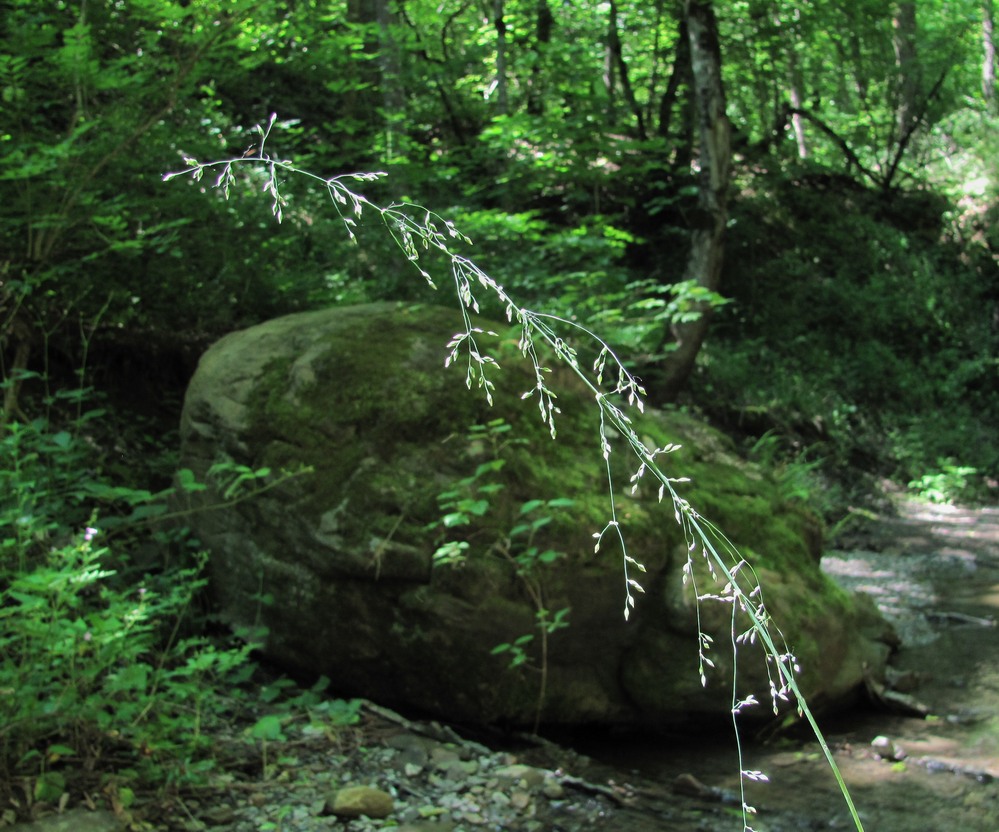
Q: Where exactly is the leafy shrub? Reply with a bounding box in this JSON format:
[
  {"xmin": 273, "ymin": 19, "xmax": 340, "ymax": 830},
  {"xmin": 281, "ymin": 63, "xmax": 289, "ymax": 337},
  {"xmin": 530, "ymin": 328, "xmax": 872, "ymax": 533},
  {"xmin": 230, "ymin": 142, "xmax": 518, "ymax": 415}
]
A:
[
  {"xmin": 908, "ymin": 460, "xmax": 985, "ymax": 505},
  {"xmin": 0, "ymin": 372, "xmax": 354, "ymax": 820},
  {"xmin": 0, "ymin": 398, "xmax": 261, "ymax": 808},
  {"xmin": 701, "ymin": 168, "xmax": 999, "ymax": 496},
  {"xmin": 0, "ymin": 528, "xmax": 256, "ymax": 785}
]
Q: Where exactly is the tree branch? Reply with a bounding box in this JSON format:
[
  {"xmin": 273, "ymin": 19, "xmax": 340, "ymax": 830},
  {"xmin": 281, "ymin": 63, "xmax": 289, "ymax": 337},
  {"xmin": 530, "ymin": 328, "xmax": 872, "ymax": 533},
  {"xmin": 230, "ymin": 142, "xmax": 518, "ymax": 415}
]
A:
[
  {"xmin": 786, "ymin": 107, "xmax": 879, "ymax": 184},
  {"xmin": 882, "ymin": 66, "xmax": 949, "ymax": 191}
]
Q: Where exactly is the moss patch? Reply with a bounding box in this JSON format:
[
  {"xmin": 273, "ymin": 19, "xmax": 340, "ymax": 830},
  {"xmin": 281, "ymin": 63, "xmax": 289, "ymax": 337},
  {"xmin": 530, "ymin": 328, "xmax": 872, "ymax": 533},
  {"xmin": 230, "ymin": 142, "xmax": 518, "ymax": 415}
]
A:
[{"xmin": 180, "ymin": 302, "xmax": 893, "ymax": 727}]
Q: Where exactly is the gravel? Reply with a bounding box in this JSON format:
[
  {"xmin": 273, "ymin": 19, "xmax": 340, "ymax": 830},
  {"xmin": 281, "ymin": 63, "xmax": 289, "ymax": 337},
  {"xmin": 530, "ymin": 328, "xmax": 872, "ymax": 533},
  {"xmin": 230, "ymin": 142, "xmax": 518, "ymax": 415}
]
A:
[{"xmin": 154, "ymin": 712, "xmax": 629, "ymax": 832}]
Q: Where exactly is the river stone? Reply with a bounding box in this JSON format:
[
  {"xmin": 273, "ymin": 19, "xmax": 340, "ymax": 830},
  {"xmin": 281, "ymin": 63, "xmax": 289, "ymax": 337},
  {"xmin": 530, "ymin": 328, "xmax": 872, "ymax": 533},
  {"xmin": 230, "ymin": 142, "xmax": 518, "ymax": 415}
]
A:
[
  {"xmin": 179, "ymin": 302, "xmax": 894, "ymax": 727},
  {"xmin": 327, "ymin": 785, "xmax": 394, "ymax": 818},
  {"xmin": 493, "ymin": 764, "xmax": 547, "ymax": 789}
]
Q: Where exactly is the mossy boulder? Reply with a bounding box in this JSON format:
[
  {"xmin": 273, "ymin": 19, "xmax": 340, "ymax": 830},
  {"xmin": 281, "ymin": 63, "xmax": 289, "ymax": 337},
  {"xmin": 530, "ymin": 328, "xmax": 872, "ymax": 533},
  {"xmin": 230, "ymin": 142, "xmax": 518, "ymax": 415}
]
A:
[{"xmin": 179, "ymin": 302, "xmax": 892, "ymax": 727}]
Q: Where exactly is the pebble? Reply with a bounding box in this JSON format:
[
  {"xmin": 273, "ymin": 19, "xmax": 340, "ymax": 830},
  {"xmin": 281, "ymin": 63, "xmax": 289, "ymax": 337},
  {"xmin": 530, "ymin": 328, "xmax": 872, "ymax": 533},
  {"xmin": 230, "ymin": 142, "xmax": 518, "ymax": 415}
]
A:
[
  {"xmin": 871, "ymin": 735, "xmax": 906, "ymax": 761},
  {"xmin": 6, "ymin": 810, "xmax": 124, "ymax": 832},
  {"xmin": 494, "ymin": 763, "xmax": 546, "ymax": 789},
  {"xmin": 184, "ymin": 721, "xmax": 608, "ymax": 832},
  {"xmin": 510, "ymin": 790, "xmax": 531, "ymax": 810}
]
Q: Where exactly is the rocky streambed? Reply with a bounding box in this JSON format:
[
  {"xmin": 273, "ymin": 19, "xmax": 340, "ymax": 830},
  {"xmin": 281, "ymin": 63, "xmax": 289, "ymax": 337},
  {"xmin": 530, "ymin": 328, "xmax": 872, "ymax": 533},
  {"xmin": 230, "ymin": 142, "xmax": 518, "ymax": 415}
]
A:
[
  {"xmin": 9, "ymin": 697, "xmax": 753, "ymax": 832},
  {"xmin": 11, "ymin": 496, "xmax": 999, "ymax": 832}
]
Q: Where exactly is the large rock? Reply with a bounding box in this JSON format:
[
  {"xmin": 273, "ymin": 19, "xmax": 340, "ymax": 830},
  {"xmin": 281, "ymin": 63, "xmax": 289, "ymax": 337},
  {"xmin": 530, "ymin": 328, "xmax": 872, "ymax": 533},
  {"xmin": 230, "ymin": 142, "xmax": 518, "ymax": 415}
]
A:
[{"xmin": 179, "ymin": 302, "xmax": 893, "ymax": 727}]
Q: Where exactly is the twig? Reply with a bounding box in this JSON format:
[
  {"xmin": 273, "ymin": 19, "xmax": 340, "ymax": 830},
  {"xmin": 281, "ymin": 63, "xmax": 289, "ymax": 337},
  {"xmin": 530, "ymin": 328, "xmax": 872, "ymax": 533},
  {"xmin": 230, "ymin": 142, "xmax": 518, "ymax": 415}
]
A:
[
  {"xmin": 558, "ymin": 773, "xmax": 635, "ymax": 807},
  {"xmin": 359, "ymin": 700, "xmax": 490, "ymax": 755}
]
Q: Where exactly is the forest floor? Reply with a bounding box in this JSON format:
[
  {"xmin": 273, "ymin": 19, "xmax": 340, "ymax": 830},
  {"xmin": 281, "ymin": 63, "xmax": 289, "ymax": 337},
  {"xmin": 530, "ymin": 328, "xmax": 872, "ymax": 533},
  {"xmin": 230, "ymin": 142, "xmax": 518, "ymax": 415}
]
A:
[{"xmin": 9, "ymin": 495, "xmax": 999, "ymax": 832}]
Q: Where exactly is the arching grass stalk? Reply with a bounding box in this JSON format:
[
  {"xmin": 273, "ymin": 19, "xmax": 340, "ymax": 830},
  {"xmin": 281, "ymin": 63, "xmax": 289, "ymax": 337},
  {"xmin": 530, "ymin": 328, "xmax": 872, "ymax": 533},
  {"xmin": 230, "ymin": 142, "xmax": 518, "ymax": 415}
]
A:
[
  {"xmin": 684, "ymin": 508, "xmax": 864, "ymax": 832},
  {"xmin": 164, "ymin": 116, "xmax": 864, "ymax": 832}
]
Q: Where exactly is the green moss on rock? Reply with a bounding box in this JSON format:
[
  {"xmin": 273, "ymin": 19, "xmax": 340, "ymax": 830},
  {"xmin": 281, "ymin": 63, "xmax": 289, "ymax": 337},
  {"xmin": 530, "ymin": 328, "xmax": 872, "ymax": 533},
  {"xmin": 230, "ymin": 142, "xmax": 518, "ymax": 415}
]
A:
[{"xmin": 179, "ymin": 303, "xmax": 893, "ymax": 727}]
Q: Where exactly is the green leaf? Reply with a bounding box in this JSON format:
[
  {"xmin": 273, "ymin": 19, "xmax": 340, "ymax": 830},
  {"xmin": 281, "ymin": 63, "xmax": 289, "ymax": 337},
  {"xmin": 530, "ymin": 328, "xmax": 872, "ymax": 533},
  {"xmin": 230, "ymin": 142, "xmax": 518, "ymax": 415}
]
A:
[
  {"xmin": 106, "ymin": 663, "xmax": 150, "ymax": 694},
  {"xmin": 462, "ymin": 499, "xmax": 490, "ymax": 516},
  {"xmin": 260, "ymin": 678, "xmax": 295, "ymax": 702},
  {"xmin": 441, "ymin": 512, "xmax": 469, "ymax": 528},
  {"xmin": 126, "ymin": 504, "xmax": 168, "ymax": 522},
  {"xmin": 34, "ymin": 771, "xmax": 65, "ymax": 803},
  {"xmin": 18, "ymin": 749, "xmax": 42, "ymax": 766},
  {"xmin": 537, "ymin": 549, "xmax": 563, "ymax": 564},
  {"xmin": 50, "ymin": 431, "xmax": 72, "ymax": 449},
  {"xmin": 327, "ymin": 698, "xmax": 362, "ymax": 726},
  {"xmin": 477, "ymin": 483, "xmax": 505, "ymax": 495},
  {"xmin": 249, "ymin": 714, "xmax": 285, "ymax": 742},
  {"xmin": 474, "ymin": 460, "xmax": 505, "ymax": 477},
  {"xmin": 176, "ymin": 468, "xmax": 207, "ymax": 493}
]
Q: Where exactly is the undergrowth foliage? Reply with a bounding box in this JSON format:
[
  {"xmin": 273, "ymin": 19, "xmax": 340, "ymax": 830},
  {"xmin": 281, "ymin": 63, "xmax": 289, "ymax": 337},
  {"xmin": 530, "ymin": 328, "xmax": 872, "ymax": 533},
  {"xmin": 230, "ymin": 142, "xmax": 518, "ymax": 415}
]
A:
[
  {"xmin": 165, "ymin": 114, "xmax": 866, "ymax": 832},
  {"xmin": 0, "ymin": 387, "xmax": 316, "ymax": 815},
  {"xmin": 0, "ymin": 403, "xmax": 233, "ymax": 800}
]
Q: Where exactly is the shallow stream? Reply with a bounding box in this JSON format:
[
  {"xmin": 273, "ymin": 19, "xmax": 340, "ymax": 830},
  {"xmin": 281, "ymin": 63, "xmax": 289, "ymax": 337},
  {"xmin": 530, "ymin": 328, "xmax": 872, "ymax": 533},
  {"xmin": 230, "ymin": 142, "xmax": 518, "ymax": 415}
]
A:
[{"xmin": 573, "ymin": 498, "xmax": 999, "ymax": 831}]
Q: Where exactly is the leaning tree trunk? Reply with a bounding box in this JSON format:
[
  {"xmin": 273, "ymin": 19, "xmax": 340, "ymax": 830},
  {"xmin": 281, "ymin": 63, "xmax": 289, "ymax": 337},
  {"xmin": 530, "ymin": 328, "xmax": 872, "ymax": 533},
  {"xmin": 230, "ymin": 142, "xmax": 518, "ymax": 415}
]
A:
[
  {"xmin": 892, "ymin": 1, "xmax": 920, "ymax": 140},
  {"xmin": 984, "ymin": 0, "xmax": 997, "ymax": 113},
  {"xmin": 656, "ymin": 0, "xmax": 731, "ymax": 402},
  {"xmin": 493, "ymin": 0, "xmax": 509, "ymax": 115}
]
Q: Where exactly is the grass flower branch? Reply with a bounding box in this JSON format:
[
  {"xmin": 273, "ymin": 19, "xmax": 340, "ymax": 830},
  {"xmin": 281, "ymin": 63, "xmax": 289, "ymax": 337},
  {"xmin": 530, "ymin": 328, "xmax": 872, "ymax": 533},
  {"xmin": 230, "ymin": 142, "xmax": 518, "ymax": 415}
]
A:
[{"xmin": 164, "ymin": 116, "xmax": 866, "ymax": 832}]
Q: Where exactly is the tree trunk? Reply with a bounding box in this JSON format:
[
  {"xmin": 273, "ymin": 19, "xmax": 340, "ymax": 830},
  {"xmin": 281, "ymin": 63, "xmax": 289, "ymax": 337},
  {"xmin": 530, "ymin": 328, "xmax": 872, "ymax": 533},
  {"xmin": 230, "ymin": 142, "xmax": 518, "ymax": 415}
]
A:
[
  {"xmin": 376, "ymin": 0, "xmax": 405, "ymax": 156},
  {"xmin": 784, "ymin": 11, "xmax": 808, "ymax": 159},
  {"xmin": 526, "ymin": 0, "xmax": 554, "ymax": 115},
  {"xmin": 788, "ymin": 57, "xmax": 808, "ymax": 158},
  {"xmin": 657, "ymin": 17, "xmax": 691, "ymax": 147},
  {"xmin": 773, "ymin": 6, "xmax": 808, "ymax": 157},
  {"xmin": 493, "ymin": 0, "xmax": 508, "ymax": 114},
  {"xmin": 607, "ymin": 0, "xmax": 647, "ymax": 138},
  {"xmin": 345, "ymin": 0, "xmax": 379, "ymax": 125},
  {"xmin": 345, "ymin": 0, "xmax": 404, "ymax": 155},
  {"xmin": 655, "ymin": 0, "xmax": 731, "ymax": 402},
  {"xmin": 893, "ymin": 1, "xmax": 920, "ymax": 140},
  {"xmin": 985, "ymin": 0, "xmax": 997, "ymax": 113}
]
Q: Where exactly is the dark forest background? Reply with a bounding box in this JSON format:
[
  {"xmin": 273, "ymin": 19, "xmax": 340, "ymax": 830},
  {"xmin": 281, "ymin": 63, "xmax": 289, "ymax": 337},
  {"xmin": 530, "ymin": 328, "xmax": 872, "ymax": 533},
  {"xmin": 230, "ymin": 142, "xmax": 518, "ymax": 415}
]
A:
[{"xmin": 3, "ymin": 0, "xmax": 998, "ymax": 502}]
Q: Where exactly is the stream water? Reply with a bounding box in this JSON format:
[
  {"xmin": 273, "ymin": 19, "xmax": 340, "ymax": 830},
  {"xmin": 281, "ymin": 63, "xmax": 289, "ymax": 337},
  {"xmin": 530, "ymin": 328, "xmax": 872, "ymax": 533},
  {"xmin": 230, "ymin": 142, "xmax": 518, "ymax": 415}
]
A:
[{"xmin": 570, "ymin": 498, "xmax": 999, "ymax": 831}]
